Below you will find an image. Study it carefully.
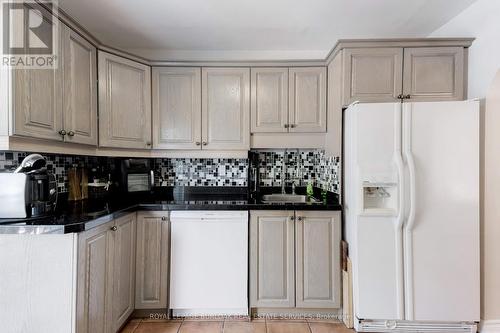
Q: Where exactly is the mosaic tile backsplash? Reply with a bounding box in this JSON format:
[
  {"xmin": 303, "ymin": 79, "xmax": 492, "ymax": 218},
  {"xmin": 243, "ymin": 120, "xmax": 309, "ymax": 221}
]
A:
[
  {"xmin": 154, "ymin": 158, "xmax": 248, "ymax": 187},
  {"xmin": 254, "ymin": 150, "xmax": 340, "ymax": 194},
  {"xmin": 0, "ymin": 150, "xmax": 340, "ymax": 194},
  {"xmin": 0, "ymin": 151, "xmax": 113, "ymax": 193}
]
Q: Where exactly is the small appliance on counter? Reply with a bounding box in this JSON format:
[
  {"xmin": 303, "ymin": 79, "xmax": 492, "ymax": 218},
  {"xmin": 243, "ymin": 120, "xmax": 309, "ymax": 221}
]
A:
[
  {"xmin": 86, "ymin": 165, "xmax": 113, "ymax": 200},
  {"xmin": 0, "ymin": 154, "xmax": 57, "ymax": 218},
  {"xmin": 119, "ymin": 158, "xmax": 154, "ymax": 193}
]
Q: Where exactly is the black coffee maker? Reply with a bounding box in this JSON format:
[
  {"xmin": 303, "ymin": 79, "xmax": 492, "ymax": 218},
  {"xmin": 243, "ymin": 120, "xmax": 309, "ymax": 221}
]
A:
[{"xmin": 15, "ymin": 154, "xmax": 58, "ymax": 217}]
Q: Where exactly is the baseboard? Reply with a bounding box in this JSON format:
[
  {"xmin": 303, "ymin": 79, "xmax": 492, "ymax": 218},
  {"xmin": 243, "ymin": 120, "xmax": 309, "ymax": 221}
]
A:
[{"xmin": 481, "ymin": 320, "xmax": 500, "ymax": 333}]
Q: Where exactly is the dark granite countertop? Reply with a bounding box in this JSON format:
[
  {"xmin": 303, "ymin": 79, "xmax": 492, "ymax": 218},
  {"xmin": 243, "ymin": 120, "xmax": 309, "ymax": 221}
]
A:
[{"xmin": 0, "ymin": 187, "xmax": 341, "ymax": 234}]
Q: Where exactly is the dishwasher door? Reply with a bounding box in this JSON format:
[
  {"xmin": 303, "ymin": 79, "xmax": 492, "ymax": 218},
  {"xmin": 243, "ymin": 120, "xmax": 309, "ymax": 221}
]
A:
[{"xmin": 169, "ymin": 211, "xmax": 248, "ymax": 316}]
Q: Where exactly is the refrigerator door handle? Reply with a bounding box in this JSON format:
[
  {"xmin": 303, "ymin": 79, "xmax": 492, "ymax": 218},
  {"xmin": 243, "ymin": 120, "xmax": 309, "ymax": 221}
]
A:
[
  {"xmin": 403, "ymin": 105, "xmax": 417, "ymax": 232},
  {"xmin": 394, "ymin": 102, "xmax": 406, "ymax": 230},
  {"xmin": 402, "ymin": 103, "xmax": 417, "ymax": 320}
]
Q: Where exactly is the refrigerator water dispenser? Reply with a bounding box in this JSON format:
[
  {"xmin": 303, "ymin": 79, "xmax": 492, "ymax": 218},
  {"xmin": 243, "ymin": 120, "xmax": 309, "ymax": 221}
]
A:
[{"xmin": 361, "ymin": 182, "xmax": 397, "ymax": 214}]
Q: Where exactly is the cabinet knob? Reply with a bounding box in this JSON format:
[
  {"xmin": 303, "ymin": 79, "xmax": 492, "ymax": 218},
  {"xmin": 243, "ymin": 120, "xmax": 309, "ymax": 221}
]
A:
[
  {"xmin": 297, "ymin": 216, "xmax": 303, "ymax": 221},
  {"xmin": 195, "ymin": 142, "xmax": 201, "ymax": 146},
  {"xmin": 110, "ymin": 226, "xmax": 117, "ymax": 231},
  {"xmin": 67, "ymin": 131, "xmax": 75, "ymax": 137},
  {"xmin": 290, "ymin": 216, "xmax": 295, "ymax": 221},
  {"xmin": 202, "ymin": 142, "xmax": 208, "ymax": 146},
  {"xmin": 161, "ymin": 216, "xmax": 167, "ymax": 221},
  {"xmin": 284, "ymin": 124, "xmax": 290, "ymax": 128},
  {"xmin": 146, "ymin": 141, "xmax": 152, "ymax": 146},
  {"xmin": 397, "ymin": 94, "xmax": 403, "ymax": 100},
  {"xmin": 404, "ymin": 94, "xmax": 411, "ymax": 99},
  {"xmin": 58, "ymin": 129, "xmax": 67, "ymax": 137},
  {"xmin": 290, "ymin": 124, "xmax": 296, "ymax": 128}
]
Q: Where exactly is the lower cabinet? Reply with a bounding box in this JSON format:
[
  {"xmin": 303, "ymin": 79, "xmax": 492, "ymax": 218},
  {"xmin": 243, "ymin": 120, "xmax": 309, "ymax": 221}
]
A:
[
  {"xmin": 76, "ymin": 220, "xmax": 114, "ymax": 333},
  {"xmin": 76, "ymin": 213, "xmax": 136, "ymax": 333},
  {"xmin": 111, "ymin": 214, "xmax": 137, "ymax": 331},
  {"xmin": 135, "ymin": 212, "xmax": 170, "ymax": 309},
  {"xmin": 295, "ymin": 211, "xmax": 341, "ymax": 308},
  {"xmin": 250, "ymin": 210, "xmax": 295, "ymax": 307},
  {"xmin": 76, "ymin": 211, "xmax": 170, "ymax": 333},
  {"xmin": 250, "ymin": 210, "xmax": 341, "ymax": 309}
]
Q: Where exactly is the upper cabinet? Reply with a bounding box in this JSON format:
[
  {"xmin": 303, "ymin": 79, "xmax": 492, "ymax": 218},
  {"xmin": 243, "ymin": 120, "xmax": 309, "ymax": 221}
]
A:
[
  {"xmin": 325, "ymin": 40, "xmax": 471, "ymax": 157},
  {"xmin": 152, "ymin": 67, "xmax": 201, "ymax": 149},
  {"xmin": 62, "ymin": 25, "xmax": 97, "ymax": 145},
  {"xmin": 402, "ymin": 47, "xmax": 464, "ymax": 102},
  {"xmin": 250, "ymin": 67, "xmax": 327, "ymax": 134},
  {"xmin": 289, "ymin": 67, "xmax": 327, "ymax": 133},
  {"xmin": 343, "ymin": 48, "xmax": 403, "ymax": 105},
  {"xmin": 12, "ymin": 8, "xmax": 63, "ymax": 142},
  {"xmin": 202, "ymin": 67, "xmax": 250, "ymax": 150},
  {"xmin": 341, "ymin": 46, "xmax": 467, "ymax": 106},
  {"xmin": 10, "ymin": 17, "xmax": 97, "ymax": 145},
  {"xmin": 98, "ymin": 51, "xmax": 151, "ymax": 149},
  {"xmin": 251, "ymin": 68, "xmax": 289, "ymax": 133}
]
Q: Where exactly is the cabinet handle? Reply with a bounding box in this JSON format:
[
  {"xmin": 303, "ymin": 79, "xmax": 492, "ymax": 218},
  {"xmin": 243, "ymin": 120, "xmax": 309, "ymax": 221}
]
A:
[
  {"xmin": 67, "ymin": 131, "xmax": 75, "ymax": 137},
  {"xmin": 195, "ymin": 142, "xmax": 201, "ymax": 146},
  {"xmin": 202, "ymin": 142, "xmax": 207, "ymax": 146},
  {"xmin": 110, "ymin": 226, "xmax": 117, "ymax": 231},
  {"xmin": 58, "ymin": 130, "xmax": 66, "ymax": 137}
]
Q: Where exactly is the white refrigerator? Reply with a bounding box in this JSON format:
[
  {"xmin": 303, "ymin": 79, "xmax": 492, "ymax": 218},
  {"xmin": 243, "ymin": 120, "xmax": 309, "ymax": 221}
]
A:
[{"xmin": 344, "ymin": 100, "xmax": 480, "ymax": 332}]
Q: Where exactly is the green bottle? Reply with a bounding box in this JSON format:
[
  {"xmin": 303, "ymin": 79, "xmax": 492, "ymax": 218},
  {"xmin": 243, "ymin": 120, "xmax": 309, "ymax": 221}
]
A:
[{"xmin": 306, "ymin": 182, "xmax": 314, "ymax": 198}]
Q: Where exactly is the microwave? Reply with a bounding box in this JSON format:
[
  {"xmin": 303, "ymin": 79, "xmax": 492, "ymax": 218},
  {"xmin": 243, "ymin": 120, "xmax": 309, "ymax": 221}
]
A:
[{"xmin": 119, "ymin": 159, "xmax": 154, "ymax": 193}]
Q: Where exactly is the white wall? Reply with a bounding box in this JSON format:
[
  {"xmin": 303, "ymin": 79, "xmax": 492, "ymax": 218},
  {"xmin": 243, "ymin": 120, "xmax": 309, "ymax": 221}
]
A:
[
  {"xmin": 430, "ymin": 0, "xmax": 500, "ymax": 326},
  {"xmin": 431, "ymin": 0, "xmax": 500, "ymax": 98}
]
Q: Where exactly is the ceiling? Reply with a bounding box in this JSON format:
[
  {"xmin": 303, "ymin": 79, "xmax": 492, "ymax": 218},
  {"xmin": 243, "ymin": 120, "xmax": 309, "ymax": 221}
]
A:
[{"xmin": 59, "ymin": 0, "xmax": 478, "ymax": 61}]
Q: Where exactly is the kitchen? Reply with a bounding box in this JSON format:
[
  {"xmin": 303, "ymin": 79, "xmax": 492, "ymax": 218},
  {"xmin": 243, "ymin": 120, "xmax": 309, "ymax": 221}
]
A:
[{"xmin": 0, "ymin": 0, "xmax": 499, "ymax": 333}]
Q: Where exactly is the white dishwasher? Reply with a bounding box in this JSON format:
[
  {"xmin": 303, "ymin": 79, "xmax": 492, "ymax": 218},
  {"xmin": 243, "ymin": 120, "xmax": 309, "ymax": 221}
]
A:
[{"xmin": 169, "ymin": 211, "xmax": 248, "ymax": 317}]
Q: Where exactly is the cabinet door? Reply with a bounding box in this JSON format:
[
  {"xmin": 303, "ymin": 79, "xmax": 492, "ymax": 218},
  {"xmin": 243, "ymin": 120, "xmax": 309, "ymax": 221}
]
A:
[
  {"xmin": 98, "ymin": 51, "xmax": 151, "ymax": 149},
  {"xmin": 135, "ymin": 212, "xmax": 169, "ymax": 309},
  {"xmin": 342, "ymin": 48, "xmax": 403, "ymax": 105},
  {"xmin": 76, "ymin": 222, "xmax": 114, "ymax": 333},
  {"xmin": 152, "ymin": 67, "xmax": 201, "ymax": 149},
  {"xmin": 289, "ymin": 67, "xmax": 326, "ymax": 132},
  {"xmin": 295, "ymin": 211, "xmax": 341, "ymax": 308},
  {"xmin": 202, "ymin": 68, "xmax": 250, "ymax": 150},
  {"xmin": 403, "ymin": 47, "xmax": 464, "ymax": 102},
  {"xmin": 111, "ymin": 214, "xmax": 136, "ymax": 331},
  {"xmin": 251, "ymin": 68, "xmax": 288, "ymax": 133},
  {"xmin": 62, "ymin": 24, "xmax": 97, "ymax": 145},
  {"xmin": 12, "ymin": 8, "xmax": 63, "ymax": 141},
  {"xmin": 250, "ymin": 210, "xmax": 295, "ymax": 308}
]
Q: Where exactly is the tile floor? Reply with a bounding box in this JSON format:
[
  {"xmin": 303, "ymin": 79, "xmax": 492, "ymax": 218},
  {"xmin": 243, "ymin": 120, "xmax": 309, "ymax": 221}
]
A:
[{"xmin": 120, "ymin": 318, "xmax": 355, "ymax": 333}]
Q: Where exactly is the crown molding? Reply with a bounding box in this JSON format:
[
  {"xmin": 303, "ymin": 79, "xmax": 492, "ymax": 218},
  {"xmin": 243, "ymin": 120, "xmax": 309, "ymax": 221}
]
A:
[
  {"xmin": 324, "ymin": 37, "xmax": 475, "ymax": 64},
  {"xmin": 36, "ymin": 1, "xmax": 475, "ymax": 67}
]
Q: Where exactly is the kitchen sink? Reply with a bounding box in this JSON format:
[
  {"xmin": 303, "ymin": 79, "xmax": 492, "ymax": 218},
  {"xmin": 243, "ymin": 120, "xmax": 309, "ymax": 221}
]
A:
[{"xmin": 261, "ymin": 194, "xmax": 318, "ymax": 203}]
